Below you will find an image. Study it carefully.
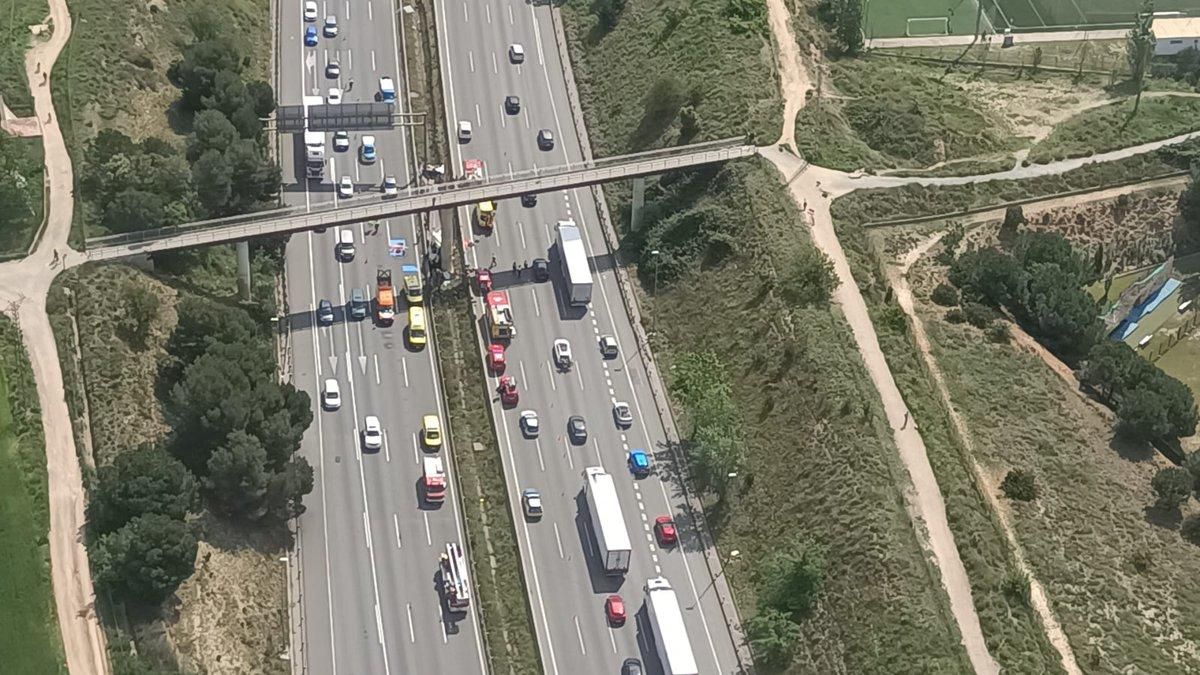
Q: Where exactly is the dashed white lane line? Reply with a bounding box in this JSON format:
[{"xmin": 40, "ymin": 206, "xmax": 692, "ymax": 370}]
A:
[
  {"xmin": 574, "ymin": 616, "xmax": 587, "ymax": 655},
  {"xmin": 383, "ymin": 429, "xmax": 390, "ymax": 463},
  {"xmin": 423, "ymin": 512, "xmax": 432, "ymax": 546},
  {"xmin": 534, "ymin": 438, "xmax": 546, "ymax": 472},
  {"xmin": 553, "ymin": 522, "xmax": 565, "ymax": 559},
  {"xmin": 393, "ymin": 513, "xmax": 402, "ymax": 549},
  {"xmin": 406, "ymin": 604, "xmax": 415, "ymax": 643}
]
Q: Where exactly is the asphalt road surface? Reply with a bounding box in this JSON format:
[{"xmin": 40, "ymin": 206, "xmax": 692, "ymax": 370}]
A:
[
  {"xmin": 435, "ymin": 1, "xmax": 743, "ymax": 673},
  {"xmin": 279, "ymin": 0, "xmax": 487, "ymax": 672}
]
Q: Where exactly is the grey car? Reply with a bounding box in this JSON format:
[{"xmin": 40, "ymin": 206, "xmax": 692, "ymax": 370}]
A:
[
  {"xmin": 349, "ymin": 287, "xmax": 368, "ymax": 320},
  {"xmin": 567, "ymin": 415, "xmax": 587, "ymax": 444},
  {"xmin": 317, "ymin": 299, "xmax": 335, "ymax": 324}
]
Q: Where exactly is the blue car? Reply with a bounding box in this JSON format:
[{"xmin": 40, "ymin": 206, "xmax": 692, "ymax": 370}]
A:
[
  {"xmin": 628, "ymin": 449, "xmax": 650, "ymax": 478},
  {"xmin": 304, "ymin": 25, "xmax": 318, "ymax": 46}
]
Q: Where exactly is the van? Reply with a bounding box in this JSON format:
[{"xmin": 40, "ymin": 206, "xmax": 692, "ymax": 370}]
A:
[
  {"xmin": 350, "ymin": 287, "xmax": 368, "ymax": 320},
  {"xmin": 337, "ymin": 229, "xmax": 355, "ymax": 261},
  {"xmin": 407, "ymin": 306, "xmax": 427, "ymax": 348}
]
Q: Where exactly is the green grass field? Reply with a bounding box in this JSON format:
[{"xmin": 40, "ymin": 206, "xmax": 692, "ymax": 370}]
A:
[
  {"xmin": 868, "ymin": 0, "xmax": 1200, "ymax": 38},
  {"xmin": 0, "ymin": 318, "xmax": 67, "ymax": 674},
  {"xmin": 1028, "ymin": 97, "xmax": 1200, "ymax": 164}
]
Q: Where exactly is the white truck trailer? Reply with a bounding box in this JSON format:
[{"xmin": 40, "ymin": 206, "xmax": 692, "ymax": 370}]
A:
[
  {"xmin": 556, "ymin": 220, "xmax": 592, "ymax": 306},
  {"xmin": 645, "ymin": 577, "xmax": 699, "ymax": 675},
  {"xmin": 583, "ymin": 467, "xmax": 632, "ymax": 574},
  {"xmin": 302, "ymin": 95, "xmax": 326, "ymax": 180}
]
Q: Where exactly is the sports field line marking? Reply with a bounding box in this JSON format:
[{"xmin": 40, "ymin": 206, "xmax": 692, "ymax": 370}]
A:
[{"xmin": 1020, "ymin": 0, "xmax": 1049, "ymax": 28}]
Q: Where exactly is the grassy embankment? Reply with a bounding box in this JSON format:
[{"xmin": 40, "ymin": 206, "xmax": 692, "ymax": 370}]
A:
[
  {"xmin": 44, "ymin": 0, "xmax": 284, "ymax": 670},
  {"xmin": 0, "ymin": 0, "xmax": 48, "ymax": 257},
  {"xmin": 50, "ymin": 262, "xmax": 286, "ymax": 674},
  {"xmin": 563, "ymin": 2, "xmax": 975, "ymax": 670},
  {"xmin": 1027, "ymin": 96, "xmax": 1200, "ymax": 164},
  {"xmin": 0, "ymin": 318, "xmax": 67, "ymax": 673},
  {"xmin": 834, "ymin": 160, "xmax": 1200, "ymax": 671}
]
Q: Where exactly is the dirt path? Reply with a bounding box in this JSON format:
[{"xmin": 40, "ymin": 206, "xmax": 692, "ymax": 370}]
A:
[
  {"xmin": 888, "ymin": 234, "xmax": 1082, "ymax": 675},
  {"xmin": 0, "ymin": 0, "xmax": 111, "ymax": 672},
  {"xmin": 763, "ymin": 0, "xmax": 811, "ymax": 153},
  {"xmin": 760, "ymin": 7, "xmax": 1002, "ymax": 672}
]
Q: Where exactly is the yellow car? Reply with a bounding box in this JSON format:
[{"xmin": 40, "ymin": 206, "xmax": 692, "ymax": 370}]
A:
[
  {"xmin": 407, "ymin": 306, "xmax": 427, "ymax": 348},
  {"xmin": 422, "ymin": 414, "xmax": 443, "ymax": 448}
]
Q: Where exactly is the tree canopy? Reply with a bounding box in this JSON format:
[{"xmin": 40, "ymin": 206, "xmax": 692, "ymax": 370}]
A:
[
  {"xmin": 91, "ymin": 514, "xmax": 198, "ymax": 605},
  {"xmin": 88, "ymin": 446, "xmax": 198, "ymax": 536}
]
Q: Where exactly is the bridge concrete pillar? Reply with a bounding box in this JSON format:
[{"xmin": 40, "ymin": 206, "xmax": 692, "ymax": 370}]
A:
[
  {"xmin": 629, "ymin": 176, "xmax": 646, "ymax": 232},
  {"xmin": 236, "ymin": 241, "xmax": 252, "ymax": 301}
]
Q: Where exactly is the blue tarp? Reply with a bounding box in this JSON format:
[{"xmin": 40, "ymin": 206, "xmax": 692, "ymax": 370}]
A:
[{"xmin": 1109, "ymin": 277, "xmax": 1181, "ymax": 341}]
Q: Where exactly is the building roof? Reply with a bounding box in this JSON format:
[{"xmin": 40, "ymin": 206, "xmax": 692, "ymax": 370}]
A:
[{"xmin": 1154, "ymin": 16, "xmax": 1200, "ymax": 40}]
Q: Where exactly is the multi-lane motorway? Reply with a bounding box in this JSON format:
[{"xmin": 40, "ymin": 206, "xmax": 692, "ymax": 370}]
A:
[
  {"xmin": 434, "ymin": 1, "xmax": 743, "ymax": 673},
  {"xmin": 280, "ymin": 0, "xmax": 488, "ymax": 673}
]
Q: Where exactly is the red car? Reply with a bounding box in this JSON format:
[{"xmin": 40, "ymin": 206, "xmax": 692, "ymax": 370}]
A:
[
  {"xmin": 654, "ymin": 516, "xmax": 677, "ymax": 547},
  {"xmin": 605, "ymin": 594, "xmax": 626, "ymax": 626},
  {"xmin": 498, "ymin": 375, "xmax": 519, "ymax": 406},
  {"xmin": 476, "ymin": 268, "xmax": 493, "ymax": 293},
  {"xmin": 487, "ymin": 344, "xmax": 506, "ymax": 374}
]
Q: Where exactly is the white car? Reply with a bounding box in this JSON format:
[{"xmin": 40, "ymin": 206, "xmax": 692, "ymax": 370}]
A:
[
  {"xmin": 360, "ymin": 135, "xmax": 377, "ymax": 164},
  {"xmin": 599, "ymin": 335, "xmax": 618, "ymax": 358},
  {"xmin": 333, "ymin": 130, "xmax": 350, "ymax": 152},
  {"xmin": 509, "ymin": 43, "xmax": 525, "ymax": 63},
  {"xmin": 327, "ymin": 87, "xmax": 342, "ymax": 104},
  {"xmin": 322, "ymin": 378, "xmax": 341, "ymax": 410},
  {"xmin": 457, "ymin": 120, "xmax": 472, "ymax": 142},
  {"xmin": 552, "ymin": 338, "xmax": 572, "ymax": 369},
  {"xmin": 382, "ymin": 175, "xmax": 398, "ymax": 197},
  {"xmin": 337, "ymin": 176, "xmax": 354, "ymax": 198},
  {"xmin": 519, "ymin": 410, "xmax": 540, "ymax": 438},
  {"xmin": 362, "ymin": 416, "xmax": 383, "ymax": 450},
  {"xmin": 613, "ymin": 402, "xmax": 633, "ymax": 428},
  {"xmin": 303, "ymin": 0, "xmax": 318, "ymax": 21},
  {"xmin": 323, "ymin": 14, "xmax": 338, "ymax": 37},
  {"xmin": 522, "ymin": 488, "xmax": 542, "ymax": 519},
  {"xmin": 326, "ymin": 61, "xmax": 340, "ymax": 78}
]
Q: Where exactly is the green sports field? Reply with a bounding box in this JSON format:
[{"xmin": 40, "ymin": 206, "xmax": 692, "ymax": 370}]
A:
[{"xmin": 866, "ymin": 0, "xmax": 1200, "ymax": 39}]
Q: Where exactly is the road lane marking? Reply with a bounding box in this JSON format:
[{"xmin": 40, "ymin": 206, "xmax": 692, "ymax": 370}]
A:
[
  {"xmin": 499, "ymin": 104, "xmax": 507, "ymax": 128},
  {"xmin": 434, "ymin": 2, "xmax": 557, "ymax": 670},
  {"xmin": 491, "ymin": 51, "xmax": 498, "ymax": 74},
  {"xmin": 564, "ymin": 437, "xmax": 574, "ymax": 469},
  {"xmin": 523, "ymin": 107, "xmax": 530, "ymax": 129},
  {"xmin": 534, "ymin": 438, "xmax": 545, "ymax": 472},
  {"xmin": 368, "ymin": 0, "xmax": 373, "ymax": 20},
  {"xmin": 519, "ymin": 361, "xmax": 529, "ymax": 391},
  {"xmin": 530, "ymin": 287, "xmax": 540, "ymax": 317},
  {"xmin": 345, "ymin": 0, "xmax": 350, "ymax": 18},
  {"xmin": 553, "ymin": 522, "xmax": 564, "ymax": 558},
  {"xmin": 530, "ymin": 4, "xmax": 546, "ymax": 66},
  {"xmin": 375, "ymin": 604, "xmax": 384, "ymax": 644},
  {"xmin": 303, "ymin": 230, "xmax": 339, "ymax": 673},
  {"xmin": 440, "ymin": 613, "xmax": 448, "ymax": 644},
  {"xmin": 371, "ymin": 49, "xmax": 376, "ymax": 70},
  {"xmin": 348, "ymin": 48, "xmax": 353, "ymax": 71},
  {"xmin": 402, "ymin": 357, "xmax": 410, "ymax": 386},
  {"xmin": 363, "ymin": 512, "xmax": 372, "ymax": 549},
  {"xmin": 407, "ymin": 604, "xmax": 415, "ymax": 643},
  {"xmin": 508, "ymin": 4, "xmax": 513, "ymax": 24},
  {"xmin": 576, "ymin": 366, "xmax": 584, "ymax": 392},
  {"xmin": 424, "ymin": 512, "xmax": 432, "ymax": 545},
  {"xmin": 475, "ymin": 103, "xmax": 481, "ymax": 124},
  {"xmin": 485, "ymin": 4, "xmax": 491, "ymax": 23},
  {"xmin": 394, "ymin": 513, "xmax": 402, "ymax": 549},
  {"xmin": 542, "ymin": 362, "xmax": 554, "ymax": 391},
  {"xmin": 608, "ymin": 626, "xmax": 617, "ymax": 653},
  {"xmin": 517, "ymin": 220, "xmax": 527, "ymax": 248},
  {"xmin": 462, "ymin": 1, "xmax": 468, "ymax": 22},
  {"xmin": 413, "ymin": 433, "xmax": 419, "ymax": 464},
  {"xmin": 383, "ymin": 429, "xmax": 390, "ymax": 462},
  {"xmin": 574, "ymin": 616, "xmax": 586, "ymax": 654},
  {"xmin": 468, "ymin": 51, "xmax": 474, "ymax": 73},
  {"xmin": 374, "ymin": 354, "xmax": 380, "ymax": 384}
]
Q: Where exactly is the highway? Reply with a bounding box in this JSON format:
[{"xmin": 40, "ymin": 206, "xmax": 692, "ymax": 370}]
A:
[
  {"xmin": 434, "ymin": 1, "xmax": 743, "ymax": 673},
  {"xmin": 278, "ymin": 0, "xmax": 488, "ymax": 673}
]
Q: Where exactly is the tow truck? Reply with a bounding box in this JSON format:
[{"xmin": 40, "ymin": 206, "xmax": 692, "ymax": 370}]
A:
[
  {"xmin": 486, "ymin": 290, "xmax": 516, "ymax": 339},
  {"xmin": 476, "ymin": 200, "xmax": 496, "ymax": 231},
  {"xmin": 498, "ymin": 375, "xmax": 519, "ymax": 406},
  {"xmin": 474, "ymin": 268, "xmax": 493, "ymax": 294},
  {"xmin": 375, "ymin": 269, "xmax": 395, "ymax": 324}
]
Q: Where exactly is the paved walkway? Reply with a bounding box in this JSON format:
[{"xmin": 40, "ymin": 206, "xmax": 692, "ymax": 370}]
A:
[{"xmin": 0, "ymin": 0, "xmax": 111, "ymax": 672}]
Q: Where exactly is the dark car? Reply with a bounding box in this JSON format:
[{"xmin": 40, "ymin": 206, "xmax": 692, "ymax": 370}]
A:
[
  {"xmin": 532, "ymin": 258, "xmax": 549, "ymax": 282},
  {"xmin": 621, "ymin": 658, "xmax": 642, "ymax": 675},
  {"xmin": 505, "ymin": 95, "xmax": 520, "ymax": 114},
  {"xmin": 537, "ymin": 128, "xmax": 554, "ymax": 150},
  {"xmin": 317, "ymin": 299, "xmax": 335, "ymax": 325},
  {"xmin": 567, "ymin": 415, "xmax": 587, "ymax": 444},
  {"xmin": 520, "ymin": 193, "xmax": 537, "ymax": 207},
  {"xmin": 349, "ymin": 287, "xmax": 368, "ymax": 320}
]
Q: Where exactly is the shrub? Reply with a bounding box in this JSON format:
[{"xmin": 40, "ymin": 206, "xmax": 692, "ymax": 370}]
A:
[
  {"xmin": 985, "ymin": 320, "xmax": 1009, "ymax": 344},
  {"xmin": 1151, "ymin": 467, "xmax": 1194, "ymax": 511},
  {"xmin": 1001, "ymin": 566, "xmax": 1031, "ymax": 606},
  {"xmin": 1182, "ymin": 514, "xmax": 1200, "ymax": 546},
  {"xmin": 779, "ymin": 245, "xmax": 836, "ymax": 307},
  {"xmin": 1001, "ymin": 468, "xmax": 1037, "ymax": 501},
  {"xmin": 930, "ymin": 282, "xmax": 959, "ymax": 307},
  {"xmin": 944, "ymin": 308, "xmax": 966, "ymax": 324},
  {"xmin": 962, "ymin": 302, "xmax": 998, "ymax": 329}
]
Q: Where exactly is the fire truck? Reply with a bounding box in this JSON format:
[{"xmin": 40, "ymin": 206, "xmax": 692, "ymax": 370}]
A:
[
  {"xmin": 486, "ymin": 290, "xmax": 515, "ymax": 339},
  {"xmin": 440, "ymin": 542, "xmax": 471, "ymax": 611}
]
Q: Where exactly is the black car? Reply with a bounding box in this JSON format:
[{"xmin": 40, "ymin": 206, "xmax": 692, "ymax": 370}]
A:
[
  {"xmin": 620, "ymin": 658, "xmax": 642, "ymax": 675},
  {"xmin": 537, "ymin": 128, "xmax": 555, "ymax": 150},
  {"xmin": 567, "ymin": 415, "xmax": 587, "ymax": 444},
  {"xmin": 532, "ymin": 258, "xmax": 549, "ymax": 282},
  {"xmin": 317, "ymin": 299, "xmax": 335, "ymax": 325},
  {"xmin": 505, "ymin": 95, "xmax": 520, "ymax": 114},
  {"xmin": 520, "ymin": 193, "xmax": 537, "ymax": 207}
]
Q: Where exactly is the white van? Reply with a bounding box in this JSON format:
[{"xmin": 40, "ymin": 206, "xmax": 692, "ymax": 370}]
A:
[{"xmin": 337, "ymin": 229, "xmax": 355, "ymax": 261}]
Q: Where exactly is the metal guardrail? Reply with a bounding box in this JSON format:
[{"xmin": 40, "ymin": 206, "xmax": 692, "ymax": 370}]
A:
[{"xmin": 82, "ymin": 139, "xmax": 755, "ymax": 260}]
